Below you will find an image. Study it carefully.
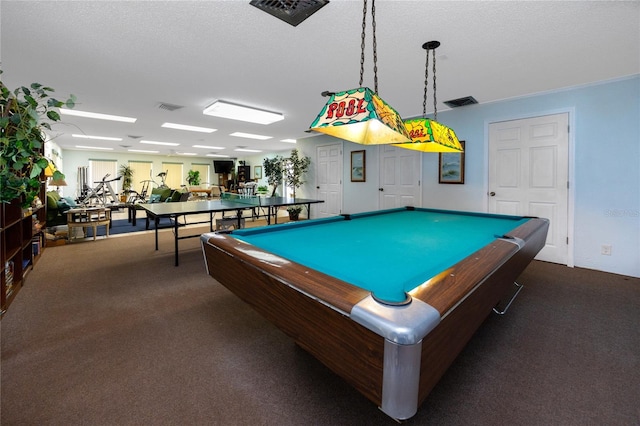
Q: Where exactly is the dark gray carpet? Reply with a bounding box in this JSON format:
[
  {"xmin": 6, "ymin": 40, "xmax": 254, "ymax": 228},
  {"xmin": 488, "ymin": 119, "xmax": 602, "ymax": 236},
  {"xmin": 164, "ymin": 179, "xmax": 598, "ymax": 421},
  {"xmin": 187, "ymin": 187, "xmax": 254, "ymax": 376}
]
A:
[{"xmin": 1, "ymin": 229, "xmax": 639, "ymax": 425}]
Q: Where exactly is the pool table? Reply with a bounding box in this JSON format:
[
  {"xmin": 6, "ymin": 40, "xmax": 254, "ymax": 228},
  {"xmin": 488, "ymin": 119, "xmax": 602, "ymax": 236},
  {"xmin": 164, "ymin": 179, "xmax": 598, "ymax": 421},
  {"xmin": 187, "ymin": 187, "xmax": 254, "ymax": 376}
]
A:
[{"xmin": 200, "ymin": 207, "xmax": 549, "ymax": 420}]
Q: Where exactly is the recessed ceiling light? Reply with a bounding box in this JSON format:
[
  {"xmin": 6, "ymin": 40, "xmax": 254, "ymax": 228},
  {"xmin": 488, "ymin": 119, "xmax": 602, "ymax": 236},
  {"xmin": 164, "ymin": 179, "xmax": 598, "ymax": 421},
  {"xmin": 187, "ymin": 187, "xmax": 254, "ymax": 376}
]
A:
[
  {"xmin": 203, "ymin": 100, "xmax": 284, "ymax": 125},
  {"xmin": 161, "ymin": 122, "xmax": 217, "ymax": 133},
  {"xmin": 75, "ymin": 145, "xmax": 113, "ymax": 150},
  {"xmin": 72, "ymin": 134, "xmax": 123, "ymax": 141},
  {"xmin": 177, "ymin": 152, "xmax": 198, "ymax": 156},
  {"xmin": 192, "ymin": 144, "xmax": 225, "ymax": 150},
  {"xmin": 280, "ymin": 139, "xmax": 297, "ymax": 143},
  {"xmin": 128, "ymin": 149, "xmax": 159, "ymax": 153},
  {"xmin": 60, "ymin": 108, "xmax": 137, "ymax": 123},
  {"xmin": 206, "ymin": 154, "xmax": 231, "ymax": 158},
  {"xmin": 234, "ymin": 148, "xmax": 262, "ymax": 153},
  {"xmin": 230, "ymin": 132, "xmax": 272, "ymax": 140},
  {"xmin": 140, "ymin": 140, "xmax": 180, "ymax": 146}
]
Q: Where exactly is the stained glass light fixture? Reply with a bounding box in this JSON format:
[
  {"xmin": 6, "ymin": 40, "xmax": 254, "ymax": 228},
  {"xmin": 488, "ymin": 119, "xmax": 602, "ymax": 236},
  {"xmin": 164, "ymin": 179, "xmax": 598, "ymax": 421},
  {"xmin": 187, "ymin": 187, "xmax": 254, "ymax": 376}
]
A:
[
  {"xmin": 309, "ymin": 0, "xmax": 411, "ymax": 145},
  {"xmin": 394, "ymin": 41, "xmax": 464, "ymax": 153}
]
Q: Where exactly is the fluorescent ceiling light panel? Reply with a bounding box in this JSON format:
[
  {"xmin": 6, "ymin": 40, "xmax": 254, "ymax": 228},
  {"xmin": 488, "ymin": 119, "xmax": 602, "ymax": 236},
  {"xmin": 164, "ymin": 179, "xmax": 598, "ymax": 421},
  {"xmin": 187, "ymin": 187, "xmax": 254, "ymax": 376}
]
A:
[
  {"xmin": 192, "ymin": 144, "xmax": 225, "ymax": 150},
  {"xmin": 206, "ymin": 154, "xmax": 230, "ymax": 158},
  {"xmin": 203, "ymin": 100, "xmax": 284, "ymax": 125},
  {"xmin": 75, "ymin": 145, "xmax": 113, "ymax": 150},
  {"xmin": 177, "ymin": 152, "xmax": 197, "ymax": 156},
  {"xmin": 161, "ymin": 122, "xmax": 217, "ymax": 133},
  {"xmin": 234, "ymin": 148, "xmax": 262, "ymax": 153},
  {"xmin": 128, "ymin": 149, "xmax": 159, "ymax": 153},
  {"xmin": 140, "ymin": 140, "xmax": 180, "ymax": 146},
  {"xmin": 60, "ymin": 108, "xmax": 137, "ymax": 123},
  {"xmin": 72, "ymin": 134, "xmax": 123, "ymax": 141},
  {"xmin": 230, "ymin": 132, "xmax": 272, "ymax": 140},
  {"xmin": 281, "ymin": 139, "xmax": 297, "ymax": 143}
]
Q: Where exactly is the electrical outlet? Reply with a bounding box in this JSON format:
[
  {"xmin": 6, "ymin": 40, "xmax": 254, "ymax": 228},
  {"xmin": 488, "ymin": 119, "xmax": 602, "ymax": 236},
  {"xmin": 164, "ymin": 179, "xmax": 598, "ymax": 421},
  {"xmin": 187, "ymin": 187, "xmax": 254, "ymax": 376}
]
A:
[{"xmin": 601, "ymin": 244, "xmax": 612, "ymax": 256}]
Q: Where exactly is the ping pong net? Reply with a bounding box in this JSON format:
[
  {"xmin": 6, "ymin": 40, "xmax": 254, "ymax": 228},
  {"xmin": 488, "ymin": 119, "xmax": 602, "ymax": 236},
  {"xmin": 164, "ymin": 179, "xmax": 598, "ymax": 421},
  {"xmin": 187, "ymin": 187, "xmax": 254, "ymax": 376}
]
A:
[{"xmin": 219, "ymin": 192, "xmax": 262, "ymax": 206}]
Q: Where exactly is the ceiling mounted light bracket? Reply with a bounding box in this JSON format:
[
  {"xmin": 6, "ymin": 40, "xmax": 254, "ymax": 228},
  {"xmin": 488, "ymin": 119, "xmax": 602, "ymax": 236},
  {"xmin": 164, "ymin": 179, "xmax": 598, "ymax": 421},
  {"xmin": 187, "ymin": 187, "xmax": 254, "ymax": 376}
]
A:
[
  {"xmin": 309, "ymin": 0, "xmax": 411, "ymax": 145},
  {"xmin": 394, "ymin": 41, "xmax": 463, "ymax": 153}
]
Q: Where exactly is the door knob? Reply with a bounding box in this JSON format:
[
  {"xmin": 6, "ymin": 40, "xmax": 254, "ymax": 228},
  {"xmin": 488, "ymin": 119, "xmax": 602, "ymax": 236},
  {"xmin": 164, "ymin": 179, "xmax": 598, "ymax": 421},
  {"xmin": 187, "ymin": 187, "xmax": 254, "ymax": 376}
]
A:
[
  {"xmin": 489, "ymin": 191, "xmax": 496, "ymax": 196},
  {"xmin": 378, "ymin": 188, "xmax": 384, "ymax": 192}
]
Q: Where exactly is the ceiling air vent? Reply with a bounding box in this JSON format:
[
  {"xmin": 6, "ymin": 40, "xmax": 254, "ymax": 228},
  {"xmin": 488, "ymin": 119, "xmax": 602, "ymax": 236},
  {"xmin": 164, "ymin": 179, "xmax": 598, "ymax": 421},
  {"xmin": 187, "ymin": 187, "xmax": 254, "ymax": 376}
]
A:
[
  {"xmin": 444, "ymin": 96, "xmax": 478, "ymax": 108},
  {"xmin": 157, "ymin": 102, "xmax": 184, "ymax": 112},
  {"xmin": 250, "ymin": 0, "xmax": 330, "ymax": 27}
]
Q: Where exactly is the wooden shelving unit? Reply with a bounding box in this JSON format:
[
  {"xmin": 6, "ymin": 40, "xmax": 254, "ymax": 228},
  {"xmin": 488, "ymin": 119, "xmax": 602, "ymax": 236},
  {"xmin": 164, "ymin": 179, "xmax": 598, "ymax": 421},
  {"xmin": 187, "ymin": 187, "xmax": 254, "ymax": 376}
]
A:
[
  {"xmin": 237, "ymin": 165, "xmax": 250, "ymax": 183},
  {"xmin": 1, "ymin": 182, "xmax": 47, "ymax": 317}
]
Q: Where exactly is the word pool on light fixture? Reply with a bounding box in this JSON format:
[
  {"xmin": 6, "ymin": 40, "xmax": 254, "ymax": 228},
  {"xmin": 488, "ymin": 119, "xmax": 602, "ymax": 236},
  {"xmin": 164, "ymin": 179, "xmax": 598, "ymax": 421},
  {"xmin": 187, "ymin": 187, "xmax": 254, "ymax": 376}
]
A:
[
  {"xmin": 203, "ymin": 100, "xmax": 284, "ymax": 125},
  {"xmin": 161, "ymin": 122, "xmax": 217, "ymax": 133},
  {"xmin": 394, "ymin": 41, "xmax": 463, "ymax": 153},
  {"xmin": 60, "ymin": 108, "xmax": 137, "ymax": 123},
  {"xmin": 309, "ymin": 0, "xmax": 411, "ymax": 145}
]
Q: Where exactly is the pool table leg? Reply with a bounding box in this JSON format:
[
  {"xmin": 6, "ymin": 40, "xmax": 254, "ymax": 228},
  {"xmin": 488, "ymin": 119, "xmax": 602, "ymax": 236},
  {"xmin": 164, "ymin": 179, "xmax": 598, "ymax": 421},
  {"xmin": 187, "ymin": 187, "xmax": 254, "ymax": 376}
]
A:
[{"xmin": 381, "ymin": 339, "xmax": 422, "ymax": 420}]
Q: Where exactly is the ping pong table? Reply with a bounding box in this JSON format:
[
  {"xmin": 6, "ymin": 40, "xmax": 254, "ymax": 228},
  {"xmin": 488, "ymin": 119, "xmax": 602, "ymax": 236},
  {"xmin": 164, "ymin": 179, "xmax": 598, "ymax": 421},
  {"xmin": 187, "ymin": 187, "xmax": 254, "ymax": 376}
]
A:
[{"xmin": 140, "ymin": 194, "xmax": 324, "ymax": 266}]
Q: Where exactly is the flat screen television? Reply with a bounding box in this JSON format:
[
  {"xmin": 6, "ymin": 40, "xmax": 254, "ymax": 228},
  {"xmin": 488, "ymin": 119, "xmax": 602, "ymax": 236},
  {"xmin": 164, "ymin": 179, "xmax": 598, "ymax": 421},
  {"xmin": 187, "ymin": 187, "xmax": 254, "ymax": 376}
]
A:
[{"xmin": 213, "ymin": 160, "xmax": 234, "ymax": 174}]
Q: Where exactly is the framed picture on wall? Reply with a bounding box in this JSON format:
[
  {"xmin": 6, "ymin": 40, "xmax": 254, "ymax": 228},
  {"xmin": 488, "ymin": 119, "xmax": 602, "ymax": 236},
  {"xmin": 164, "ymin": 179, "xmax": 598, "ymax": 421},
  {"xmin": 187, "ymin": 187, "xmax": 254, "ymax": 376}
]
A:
[
  {"xmin": 254, "ymin": 166, "xmax": 262, "ymax": 179},
  {"xmin": 351, "ymin": 150, "xmax": 366, "ymax": 182},
  {"xmin": 439, "ymin": 141, "xmax": 465, "ymax": 184}
]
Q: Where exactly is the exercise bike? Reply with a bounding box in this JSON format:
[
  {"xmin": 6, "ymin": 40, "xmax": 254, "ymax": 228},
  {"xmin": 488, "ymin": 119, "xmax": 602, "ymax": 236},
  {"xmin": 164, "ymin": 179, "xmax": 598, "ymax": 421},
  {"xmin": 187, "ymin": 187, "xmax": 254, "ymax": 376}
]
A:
[{"xmin": 80, "ymin": 174, "xmax": 122, "ymax": 206}]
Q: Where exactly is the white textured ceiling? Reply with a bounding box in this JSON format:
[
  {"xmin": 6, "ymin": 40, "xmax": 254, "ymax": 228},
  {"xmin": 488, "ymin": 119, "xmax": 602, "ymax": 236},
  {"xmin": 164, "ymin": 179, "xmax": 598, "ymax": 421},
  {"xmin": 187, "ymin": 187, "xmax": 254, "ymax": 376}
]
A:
[{"xmin": 2, "ymin": 0, "xmax": 639, "ymax": 157}]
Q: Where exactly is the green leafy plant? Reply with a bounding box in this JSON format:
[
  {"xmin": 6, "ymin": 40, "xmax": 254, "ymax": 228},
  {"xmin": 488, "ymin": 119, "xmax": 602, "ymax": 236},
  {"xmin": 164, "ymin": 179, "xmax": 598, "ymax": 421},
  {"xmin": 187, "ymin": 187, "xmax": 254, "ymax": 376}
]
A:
[
  {"xmin": 119, "ymin": 164, "xmax": 134, "ymax": 193},
  {"xmin": 263, "ymin": 155, "xmax": 284, "ymax": 197},
  {"xmin": 283, "ymin": 148, "xmax": 311, "ymax": 198},
  {"xmin": 256, "ymin": 185, "xmax": 268, "ymax": 194},
  {"xmin": 186, "ymin": 169, "xmax": 201, "ymax": 186},
  {"xmin": 0, "ymin": 74, "xmax": 75, "ymax": 206}
]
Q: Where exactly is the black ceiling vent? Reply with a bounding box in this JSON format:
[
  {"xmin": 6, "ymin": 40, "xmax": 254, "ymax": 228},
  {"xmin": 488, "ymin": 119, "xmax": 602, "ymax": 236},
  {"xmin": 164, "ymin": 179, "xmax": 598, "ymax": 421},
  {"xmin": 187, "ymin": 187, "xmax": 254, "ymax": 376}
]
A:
[
  {"xmin": 444, "ymin": 96, "xmax": 478, "ymax": 108},
  {"xmin": 157, "ymin": 102, "xmax": 184, "ymax": 112},
  {"xmin": 250, "ymin": 0, "xmax": 330, "ymax": 27}
]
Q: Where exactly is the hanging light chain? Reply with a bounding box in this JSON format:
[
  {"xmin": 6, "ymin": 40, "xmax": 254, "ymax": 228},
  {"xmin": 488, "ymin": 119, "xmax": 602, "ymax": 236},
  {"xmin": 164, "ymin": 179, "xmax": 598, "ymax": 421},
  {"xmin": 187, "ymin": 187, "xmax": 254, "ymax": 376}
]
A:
[
  {"xmin": 358, "ymin": 0, "xmax": 378, "ymax": 93},
  {"xmin": 359, "ymin": 0, "xmax": 367, "ymax": 87},
  {"xmin": 432, "ymin": 49, "xmax": 437, "ymax": 121},
  {"xmin": 422, "ymin": 48, "xmax": 429, "ymax": 117},
  {"xmin": 371, "ymin": 0, "xmax": 378, "ymax": 93}
]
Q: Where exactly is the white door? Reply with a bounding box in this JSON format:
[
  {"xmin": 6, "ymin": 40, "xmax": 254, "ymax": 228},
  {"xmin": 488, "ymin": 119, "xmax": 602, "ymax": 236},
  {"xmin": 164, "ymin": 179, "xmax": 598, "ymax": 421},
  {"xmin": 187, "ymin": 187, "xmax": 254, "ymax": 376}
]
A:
[
  {"xmin": 316, "ymin": 143, "xmax": 343, "ymax": 217},
  {"xmin": 488, "ymin": 113, "xmax": 569, "ymax": 264},
  {"xmin": 378, "ymin": 145, "xmax": 422, "ymax": 209}
]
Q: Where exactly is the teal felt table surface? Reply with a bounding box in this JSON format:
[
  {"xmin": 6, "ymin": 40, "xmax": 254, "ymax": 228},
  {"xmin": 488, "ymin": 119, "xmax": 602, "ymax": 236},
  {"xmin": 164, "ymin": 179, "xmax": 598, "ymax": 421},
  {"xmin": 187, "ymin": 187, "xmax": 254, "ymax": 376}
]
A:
[{"xmin": 232, "ymin": 208, "xmax": 529, "ymax": 303}]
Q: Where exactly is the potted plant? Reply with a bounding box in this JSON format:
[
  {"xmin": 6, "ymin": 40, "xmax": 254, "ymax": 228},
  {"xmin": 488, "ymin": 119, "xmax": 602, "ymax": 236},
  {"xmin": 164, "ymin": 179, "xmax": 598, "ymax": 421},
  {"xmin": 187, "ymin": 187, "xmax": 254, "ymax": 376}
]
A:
[
  {"xmin": 119, "ymin": 164, "xmax": 134, "ymax": 202},
  {"xmin": 0, "ymin": 75, "xmax": 75, "ymax": 207},
  {"xmin": 283, "ymin": 148, "xmax": 311, "ymax": 198},
  {"xmin": 263, "ymin": 155, "xmax": 284, "ymax": 197},
  {"xmin": 186, "ymin": 169, "xmax": 201, "ymax": 186},
  {"xmin": 286, "ymin": 205, "xmax": 303, "ymax": 221},
  {"xmin": 256, "ymin": 185, "xmax": 268, "ymax": 196}
]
